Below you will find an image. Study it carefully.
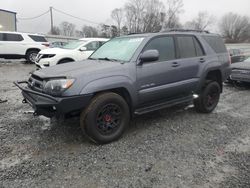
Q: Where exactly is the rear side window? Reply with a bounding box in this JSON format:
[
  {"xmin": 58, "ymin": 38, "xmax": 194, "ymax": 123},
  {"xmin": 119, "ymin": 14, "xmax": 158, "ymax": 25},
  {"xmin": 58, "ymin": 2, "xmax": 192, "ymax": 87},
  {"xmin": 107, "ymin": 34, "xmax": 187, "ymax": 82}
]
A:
[
  {"xmin": 203, "ymin": 35, "xmax": 227, "ymax": 53},
  {"xmin": 0, "ymin": 33, "xmax": 23, "ymax": 41},
  {"xmin": 144, "ymin": 36, "xmax": 176, "ymax": 61},
  {"xmin": 28, "ymin": 35, "xmax": 47, "ymax": 42},
  {"xmin": 177, "ymin": 36, "xmax": 197, "ymax": 58},
  {"xmin": 0, "ymin": 33, "xmax": 3, "ymax": 41}
]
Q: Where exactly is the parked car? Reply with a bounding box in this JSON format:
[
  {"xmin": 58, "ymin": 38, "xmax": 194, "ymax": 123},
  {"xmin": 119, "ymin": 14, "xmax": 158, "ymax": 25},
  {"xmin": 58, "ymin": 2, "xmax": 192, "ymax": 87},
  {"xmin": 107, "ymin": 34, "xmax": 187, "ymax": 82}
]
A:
[
  {"xmin": 0, "ymin": 31, "xmax": 49, "ymax": 63},
  {"xmin": 229, "ymin": 49, "xmax": 245, "ymax": 63},
  {"xmin": 50, "ymin": 41, "xmax": 68, "ymax": 48},
  {"xmin": 35, "ymin": 38, "xmax": 109, "ymax": 69},
  {"xmin": 230, "ymin": 57, "xmax": 250, "ymax": 83},
  {"xmin": 15, "ymin": 29, "xmax": 231, "ymax": 144}
]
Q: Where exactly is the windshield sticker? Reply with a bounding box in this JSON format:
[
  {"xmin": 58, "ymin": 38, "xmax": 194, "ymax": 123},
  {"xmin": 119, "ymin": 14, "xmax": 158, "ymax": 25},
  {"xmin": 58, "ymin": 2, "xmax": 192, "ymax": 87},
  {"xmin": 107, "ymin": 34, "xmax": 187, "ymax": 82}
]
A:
[{"xmin": 128, "ymin": 38, "xmax": 144, "ymax": 43}]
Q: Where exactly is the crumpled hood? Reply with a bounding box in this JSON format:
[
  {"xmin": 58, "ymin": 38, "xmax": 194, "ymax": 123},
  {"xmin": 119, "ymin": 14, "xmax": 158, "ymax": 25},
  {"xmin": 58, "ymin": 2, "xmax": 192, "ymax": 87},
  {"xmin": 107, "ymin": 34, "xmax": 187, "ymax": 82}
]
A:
[
  {"xmin": 33, "ymin": 60, "xmax": 126, "ymax": 79},
  {"xmin": 39, "ymin": 48, "xmax": 72, "ymax": 55},
  {"xmin": 231, "ymin": 61, "xmax": 250, "ymax": 70}
]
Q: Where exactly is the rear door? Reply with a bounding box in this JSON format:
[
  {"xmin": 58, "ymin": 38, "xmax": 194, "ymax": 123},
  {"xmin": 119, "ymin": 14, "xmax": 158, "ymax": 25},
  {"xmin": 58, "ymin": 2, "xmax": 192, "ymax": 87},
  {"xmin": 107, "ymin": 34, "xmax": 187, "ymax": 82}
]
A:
[
  {"xmin": 0, "ymin": 33, "xmax": 24, "ymax": 55},
  {"xmin": 173, "ymin": 35, "xmax": 204, "ymax": 86}
]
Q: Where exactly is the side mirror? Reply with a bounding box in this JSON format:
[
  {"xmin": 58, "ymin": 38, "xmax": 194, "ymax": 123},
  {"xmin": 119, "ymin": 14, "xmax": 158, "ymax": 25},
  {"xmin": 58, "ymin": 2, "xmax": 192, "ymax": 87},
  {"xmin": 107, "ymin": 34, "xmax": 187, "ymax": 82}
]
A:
[
  {"xmin": 139, "ymin": 50, "xmax": 159, "ymax": 64},
  {"xmin": 79, "ymin": 46, "xmax": 87, "ymax": 51}
]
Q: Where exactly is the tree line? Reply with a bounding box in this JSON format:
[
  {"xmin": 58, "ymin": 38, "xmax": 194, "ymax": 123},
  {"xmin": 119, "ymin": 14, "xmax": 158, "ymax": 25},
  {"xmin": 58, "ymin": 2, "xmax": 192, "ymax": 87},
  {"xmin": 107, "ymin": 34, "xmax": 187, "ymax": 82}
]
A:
[{"xmin": 50, "ymin": 0, "xmax": 250, "ymax": 43}]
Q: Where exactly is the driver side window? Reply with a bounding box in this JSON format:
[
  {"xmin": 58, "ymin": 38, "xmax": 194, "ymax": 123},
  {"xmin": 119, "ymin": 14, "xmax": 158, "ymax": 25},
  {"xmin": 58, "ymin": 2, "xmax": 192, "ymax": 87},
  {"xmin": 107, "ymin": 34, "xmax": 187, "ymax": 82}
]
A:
[
  {"xmin": 143, "ymin": 36, "xmax": 176, "ymax": 62},
  {"xmin": 85, "ymin": 41, "xmax": 100, "ymax": 51}
]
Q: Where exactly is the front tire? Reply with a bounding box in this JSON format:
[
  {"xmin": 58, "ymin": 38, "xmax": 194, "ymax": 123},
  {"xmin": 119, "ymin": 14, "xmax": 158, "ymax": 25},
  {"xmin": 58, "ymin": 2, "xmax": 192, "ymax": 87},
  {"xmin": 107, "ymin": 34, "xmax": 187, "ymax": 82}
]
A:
[
  {"xmin": 26, "ymin": 50, "xmax": 39, "ymax": 64},
  {"xmin": 194, "ymin": 81, "xmax": 221, "ymax": 113},
  {"xmin": 80, "ymin": 93, "xmax": 130, "ymax": 144}
]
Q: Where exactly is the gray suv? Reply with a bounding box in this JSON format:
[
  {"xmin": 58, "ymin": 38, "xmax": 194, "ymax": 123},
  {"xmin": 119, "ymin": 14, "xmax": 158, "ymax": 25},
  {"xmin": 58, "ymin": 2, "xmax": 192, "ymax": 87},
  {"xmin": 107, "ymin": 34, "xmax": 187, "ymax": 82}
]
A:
[{"xmin": 15, "ymin": 30, "xmax": 231, "ymax": 144}]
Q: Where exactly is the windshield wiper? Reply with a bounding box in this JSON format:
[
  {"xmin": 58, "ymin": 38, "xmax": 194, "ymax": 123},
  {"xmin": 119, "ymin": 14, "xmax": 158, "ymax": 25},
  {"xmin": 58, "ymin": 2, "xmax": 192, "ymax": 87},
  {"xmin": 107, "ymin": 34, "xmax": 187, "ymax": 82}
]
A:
[
  {"xmin": 88, "ymin": 57, "xmax": 97, "ymax": 60},
  {"xmin": 97, "ymin": 57, "xmax": 118, "ymax": 62}
]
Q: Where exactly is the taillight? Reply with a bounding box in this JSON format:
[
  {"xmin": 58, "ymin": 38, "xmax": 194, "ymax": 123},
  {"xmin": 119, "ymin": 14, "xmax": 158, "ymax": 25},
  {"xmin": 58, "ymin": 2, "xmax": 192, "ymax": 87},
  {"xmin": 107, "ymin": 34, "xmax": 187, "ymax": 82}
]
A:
[{"xmin": 42, "ymin": 43, "xmax": 50, "ymax": 47}]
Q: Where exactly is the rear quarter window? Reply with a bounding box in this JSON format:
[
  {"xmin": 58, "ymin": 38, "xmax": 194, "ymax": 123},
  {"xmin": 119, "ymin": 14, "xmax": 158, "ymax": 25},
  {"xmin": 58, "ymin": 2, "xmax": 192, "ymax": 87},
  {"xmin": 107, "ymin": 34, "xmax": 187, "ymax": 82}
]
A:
[
  {"xmin": 28, "ymin": 35, "xmax": 47, "ymax": 42},
  {"xmin": 203, "ymin": 35, "xmax": 227, "ymax": 54},
  {"xmin": 0, "ymin": 33, "xmax": 24, "ymax": 41}
]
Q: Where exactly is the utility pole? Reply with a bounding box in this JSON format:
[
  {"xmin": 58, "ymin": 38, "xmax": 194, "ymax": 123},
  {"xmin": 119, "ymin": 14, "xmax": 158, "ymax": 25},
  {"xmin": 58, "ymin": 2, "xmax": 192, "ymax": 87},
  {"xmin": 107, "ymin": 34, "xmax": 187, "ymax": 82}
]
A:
[{"xmin": 50, "ymin": 7, "xmax": 54, "ymax": 33}]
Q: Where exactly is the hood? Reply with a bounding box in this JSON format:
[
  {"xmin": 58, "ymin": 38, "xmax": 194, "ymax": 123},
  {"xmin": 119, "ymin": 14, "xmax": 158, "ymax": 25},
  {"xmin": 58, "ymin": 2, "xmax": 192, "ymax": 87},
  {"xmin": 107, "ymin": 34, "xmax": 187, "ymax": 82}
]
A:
[
  {"xmin": 39, "ymin": 48, "xmax": 72, "ymax": 55},
  {"xmin": 33, "ymin": 60, "xmax": 126, "ymax": 79},
  {"xmin": 231, "ymin": 61, "xmax": 250, "ymax": 70}
]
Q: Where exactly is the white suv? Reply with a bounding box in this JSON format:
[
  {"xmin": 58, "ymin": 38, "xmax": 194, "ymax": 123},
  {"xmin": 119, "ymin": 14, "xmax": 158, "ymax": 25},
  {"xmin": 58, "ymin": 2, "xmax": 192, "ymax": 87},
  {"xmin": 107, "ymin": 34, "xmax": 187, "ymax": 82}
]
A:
[
  {"xmin": 35, "ymin": 38, "xmax": 109, "ymax": 68},
  {"xmin": 0, "ymin": 31, "xmax": 49, "ymax": 63}
]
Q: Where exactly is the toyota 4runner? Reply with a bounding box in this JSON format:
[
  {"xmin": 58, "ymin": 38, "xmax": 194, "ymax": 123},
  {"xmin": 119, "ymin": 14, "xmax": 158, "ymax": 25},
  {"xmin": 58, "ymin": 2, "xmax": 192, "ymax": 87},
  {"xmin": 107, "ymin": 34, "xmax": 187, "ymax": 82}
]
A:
[{"xmin": 15, "ymin": 29, "xmax": 231, "ymax": 144}]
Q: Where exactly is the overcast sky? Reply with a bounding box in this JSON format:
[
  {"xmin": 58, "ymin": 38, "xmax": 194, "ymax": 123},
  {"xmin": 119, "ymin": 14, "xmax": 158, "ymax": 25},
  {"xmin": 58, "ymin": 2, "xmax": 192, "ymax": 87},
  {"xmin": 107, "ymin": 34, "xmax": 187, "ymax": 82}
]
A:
[{"xmin": 1, "ymin": 0, "xmax": 250, "ymax": 34}]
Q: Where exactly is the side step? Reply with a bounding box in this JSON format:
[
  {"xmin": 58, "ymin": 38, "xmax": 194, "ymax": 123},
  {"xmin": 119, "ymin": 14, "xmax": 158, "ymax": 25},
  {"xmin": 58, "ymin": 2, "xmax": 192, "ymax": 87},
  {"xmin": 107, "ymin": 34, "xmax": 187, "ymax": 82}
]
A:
[{"xmin": 134, "ymin": 95, "xmax": 194, "ymax": 115}]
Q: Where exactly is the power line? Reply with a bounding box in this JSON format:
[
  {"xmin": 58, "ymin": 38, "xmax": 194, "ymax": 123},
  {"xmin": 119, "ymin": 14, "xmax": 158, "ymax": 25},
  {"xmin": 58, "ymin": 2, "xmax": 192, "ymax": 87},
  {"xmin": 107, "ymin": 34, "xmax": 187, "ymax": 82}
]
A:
[
  {"xmin": 17, "ymin": 10, "xmax": 50, "ymax": 20},
  {"xmin": 52, "ymin": 7, "xmax": 100, "ymax": 25}
]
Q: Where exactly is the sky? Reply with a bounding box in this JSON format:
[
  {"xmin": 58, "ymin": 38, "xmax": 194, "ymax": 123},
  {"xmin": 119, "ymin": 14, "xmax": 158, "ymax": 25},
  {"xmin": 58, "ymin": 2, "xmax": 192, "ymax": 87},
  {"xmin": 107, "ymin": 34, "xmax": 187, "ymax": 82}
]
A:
[{"xmin": 0, "ymin": 0, "xmax": 250, "ymax": 34}]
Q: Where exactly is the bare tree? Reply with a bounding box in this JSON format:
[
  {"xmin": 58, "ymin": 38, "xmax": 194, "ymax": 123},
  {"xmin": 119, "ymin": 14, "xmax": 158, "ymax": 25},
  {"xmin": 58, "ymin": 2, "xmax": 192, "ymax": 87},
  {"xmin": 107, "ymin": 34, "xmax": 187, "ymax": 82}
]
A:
[
  {"xmin": 59, "ymin": 21, "xmax": 76, "ymax": 37},
  {"xmin": 142, "ymin": 0, "xmax": 166, "ymax": 32},
  {"xmin": 82, "ymin": 25, "xmax": 99, "ymax": 37},
  {"xmin": 49, "ymin": 26, "xmax": 61, "ymax": 35},
  {"xmin": 100, "ymin": 24, "xmax": 111, "ymax": 38},
  {"xmin": 164, "ymin": 0, "xmax": 183, "ymax": 29},
  {"xmin": 111, "ymin": 8, "xmax": 123, "ymax": 36},
  {"xmin": 124, "ymin": 0, "xmax": 145, "ymax": 33},
  {"xmin": 185, "ymin": 11, "xmax": 215, "ymax": 30},
  {"xmin": 219, "ymin": 12, "xmax": 250, "ymax": 43}
]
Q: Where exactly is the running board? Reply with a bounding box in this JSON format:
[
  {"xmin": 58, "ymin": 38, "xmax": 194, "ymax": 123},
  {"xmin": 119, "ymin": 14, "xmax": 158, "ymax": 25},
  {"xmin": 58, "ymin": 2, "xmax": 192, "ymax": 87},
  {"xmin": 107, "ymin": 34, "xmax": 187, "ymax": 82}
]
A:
[{"xmin": 134, "ymin": 95, "xmax": 194, "ymax": 115}]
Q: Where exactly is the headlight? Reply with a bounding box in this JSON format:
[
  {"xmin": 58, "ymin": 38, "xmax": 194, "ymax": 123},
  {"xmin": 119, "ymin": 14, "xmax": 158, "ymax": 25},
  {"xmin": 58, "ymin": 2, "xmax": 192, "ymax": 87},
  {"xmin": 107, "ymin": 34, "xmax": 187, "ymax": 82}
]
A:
[
  {"xmin": 43, "ymin": 54, "xmax": 56, "ymax": 58},
  {"xmin": 43, "ymin": 78, "xmax": 75, "ymax": 96}
]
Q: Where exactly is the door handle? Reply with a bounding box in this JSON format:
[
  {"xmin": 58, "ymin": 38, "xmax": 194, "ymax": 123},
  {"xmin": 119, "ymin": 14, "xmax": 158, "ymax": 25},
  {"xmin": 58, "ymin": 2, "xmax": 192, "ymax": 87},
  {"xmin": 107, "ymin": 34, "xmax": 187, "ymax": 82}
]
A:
[
  {"xmin": 172, "ymin": 62, "xmax": 180, "ymax": 67},
  {"xmin": 199, "ymin": 58, "xmax": 206, "ymax": 63}
]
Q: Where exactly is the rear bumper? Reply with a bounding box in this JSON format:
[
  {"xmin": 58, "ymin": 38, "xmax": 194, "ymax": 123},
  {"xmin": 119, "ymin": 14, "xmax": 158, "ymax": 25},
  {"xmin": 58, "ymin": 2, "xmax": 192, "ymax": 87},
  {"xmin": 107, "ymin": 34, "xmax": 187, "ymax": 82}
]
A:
[{"xmin": 14, "ymin": 81, "xmax": 93, "ymax": 118}]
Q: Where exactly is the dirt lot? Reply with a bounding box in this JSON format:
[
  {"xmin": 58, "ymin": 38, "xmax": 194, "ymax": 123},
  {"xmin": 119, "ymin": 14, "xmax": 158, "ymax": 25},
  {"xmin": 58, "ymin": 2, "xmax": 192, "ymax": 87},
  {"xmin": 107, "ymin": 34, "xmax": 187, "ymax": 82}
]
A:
[{"xmin": 0, "ymin": 62, "xmax": 249, "ymax": 188}]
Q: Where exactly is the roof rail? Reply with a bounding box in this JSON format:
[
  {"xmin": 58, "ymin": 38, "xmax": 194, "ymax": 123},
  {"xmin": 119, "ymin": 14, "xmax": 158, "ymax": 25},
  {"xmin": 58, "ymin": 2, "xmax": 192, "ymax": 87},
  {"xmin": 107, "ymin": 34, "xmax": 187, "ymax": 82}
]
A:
[{"xmin": 160, "ymin": 29, "xmax": 210, "ymax": 34}]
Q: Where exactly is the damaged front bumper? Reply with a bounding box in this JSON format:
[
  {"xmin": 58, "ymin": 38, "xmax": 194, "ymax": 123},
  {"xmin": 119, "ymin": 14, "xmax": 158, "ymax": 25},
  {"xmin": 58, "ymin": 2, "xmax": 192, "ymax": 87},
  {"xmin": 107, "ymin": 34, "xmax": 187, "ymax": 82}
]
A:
[{"xmin": 14, "ymin": 81, "xmax": 92, "ymax": 118}]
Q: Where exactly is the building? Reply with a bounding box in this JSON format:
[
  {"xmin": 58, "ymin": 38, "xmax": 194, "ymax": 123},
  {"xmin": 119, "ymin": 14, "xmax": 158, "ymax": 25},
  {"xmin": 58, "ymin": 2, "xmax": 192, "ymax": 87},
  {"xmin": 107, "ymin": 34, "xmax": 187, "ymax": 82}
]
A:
[{"xmin": 0, "ymin": 9, "xmax": 17, "ymax": 32}]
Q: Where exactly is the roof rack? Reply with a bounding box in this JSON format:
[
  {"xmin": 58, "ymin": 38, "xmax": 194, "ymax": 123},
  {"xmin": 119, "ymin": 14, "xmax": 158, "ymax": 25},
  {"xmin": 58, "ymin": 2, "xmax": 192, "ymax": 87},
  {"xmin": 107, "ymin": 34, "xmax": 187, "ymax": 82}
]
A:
[{"xmin": 160, "ymin": 29, "xmax": 210, "ymax": 34}]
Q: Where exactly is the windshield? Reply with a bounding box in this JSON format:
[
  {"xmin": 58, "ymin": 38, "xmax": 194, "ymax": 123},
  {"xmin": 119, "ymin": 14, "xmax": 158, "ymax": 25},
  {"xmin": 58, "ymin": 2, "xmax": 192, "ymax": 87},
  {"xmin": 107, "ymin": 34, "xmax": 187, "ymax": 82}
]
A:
[
  {"xmin": 90, "ymin": 37, "xmax": 144, "ymax": 62},
  {"xmin": 62, "ymin": 40, "xmax": 87, "ymax": 49},
  {"xmin": 244, "ymin": 57, "xmax": 250, "ymax": 62}
]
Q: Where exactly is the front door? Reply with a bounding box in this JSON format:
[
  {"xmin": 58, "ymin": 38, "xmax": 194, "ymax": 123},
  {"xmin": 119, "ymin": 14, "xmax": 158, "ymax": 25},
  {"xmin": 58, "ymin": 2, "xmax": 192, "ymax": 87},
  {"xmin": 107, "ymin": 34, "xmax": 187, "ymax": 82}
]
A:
[{"xmin": 136, "ymin": 36, "xmax": 180, "ymax": 104}]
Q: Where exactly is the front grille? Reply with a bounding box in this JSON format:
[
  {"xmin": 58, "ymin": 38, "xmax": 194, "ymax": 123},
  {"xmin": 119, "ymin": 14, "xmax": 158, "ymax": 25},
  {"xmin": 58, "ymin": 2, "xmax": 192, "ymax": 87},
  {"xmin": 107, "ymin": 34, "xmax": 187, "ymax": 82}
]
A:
[{"xmin": 28, "ymin": 74, "xmax": 44, "ymax": 92}]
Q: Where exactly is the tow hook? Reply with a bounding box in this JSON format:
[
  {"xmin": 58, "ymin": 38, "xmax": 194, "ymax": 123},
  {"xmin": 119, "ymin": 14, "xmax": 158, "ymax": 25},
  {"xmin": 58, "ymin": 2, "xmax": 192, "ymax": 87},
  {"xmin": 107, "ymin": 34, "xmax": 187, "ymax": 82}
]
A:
[{"xmin": 22, "ymin": 99, "xmax": 27, "ymax": 104}]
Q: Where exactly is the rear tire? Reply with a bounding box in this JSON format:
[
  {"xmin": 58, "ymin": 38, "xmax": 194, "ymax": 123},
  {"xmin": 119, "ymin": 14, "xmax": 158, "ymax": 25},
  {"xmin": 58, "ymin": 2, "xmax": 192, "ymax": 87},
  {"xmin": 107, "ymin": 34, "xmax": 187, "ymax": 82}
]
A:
[
  {"xmin": 194, "ymin": 81, "xmax": 221, "ymax": 113},
  {"xmin": 26, "ymin": 50, "xmax": 39, "ymax": 64},
  {"xmin": 80, "ymin": 92, "xmax": 130, "ymax": 144}
]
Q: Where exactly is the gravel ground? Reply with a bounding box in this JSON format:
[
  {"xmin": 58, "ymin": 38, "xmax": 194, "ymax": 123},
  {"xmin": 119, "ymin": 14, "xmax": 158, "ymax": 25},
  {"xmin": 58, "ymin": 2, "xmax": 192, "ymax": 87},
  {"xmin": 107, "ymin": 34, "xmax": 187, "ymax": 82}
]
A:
[{"xmin": 0, "ymin": 62, "xmax": 249, "ymax": 188}]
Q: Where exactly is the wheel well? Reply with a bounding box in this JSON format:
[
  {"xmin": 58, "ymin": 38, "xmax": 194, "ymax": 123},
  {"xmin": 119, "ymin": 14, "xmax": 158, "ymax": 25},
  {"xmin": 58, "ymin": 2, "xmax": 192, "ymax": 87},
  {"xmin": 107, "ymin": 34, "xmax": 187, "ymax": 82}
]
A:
[
  {"xmin": 205, "ymin": 70, "xmax": 222, "ymax": 92},
  {"xmin": 58, "ymin": 58, "xmax": 75, "ymax": 64},
  {"xmin": 94, "ymin": 88, "xmax": 133, "ymax": 111},
  {"xmin": 26, "ymin": 48, "xmax": 40, "ymax": 55}
]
